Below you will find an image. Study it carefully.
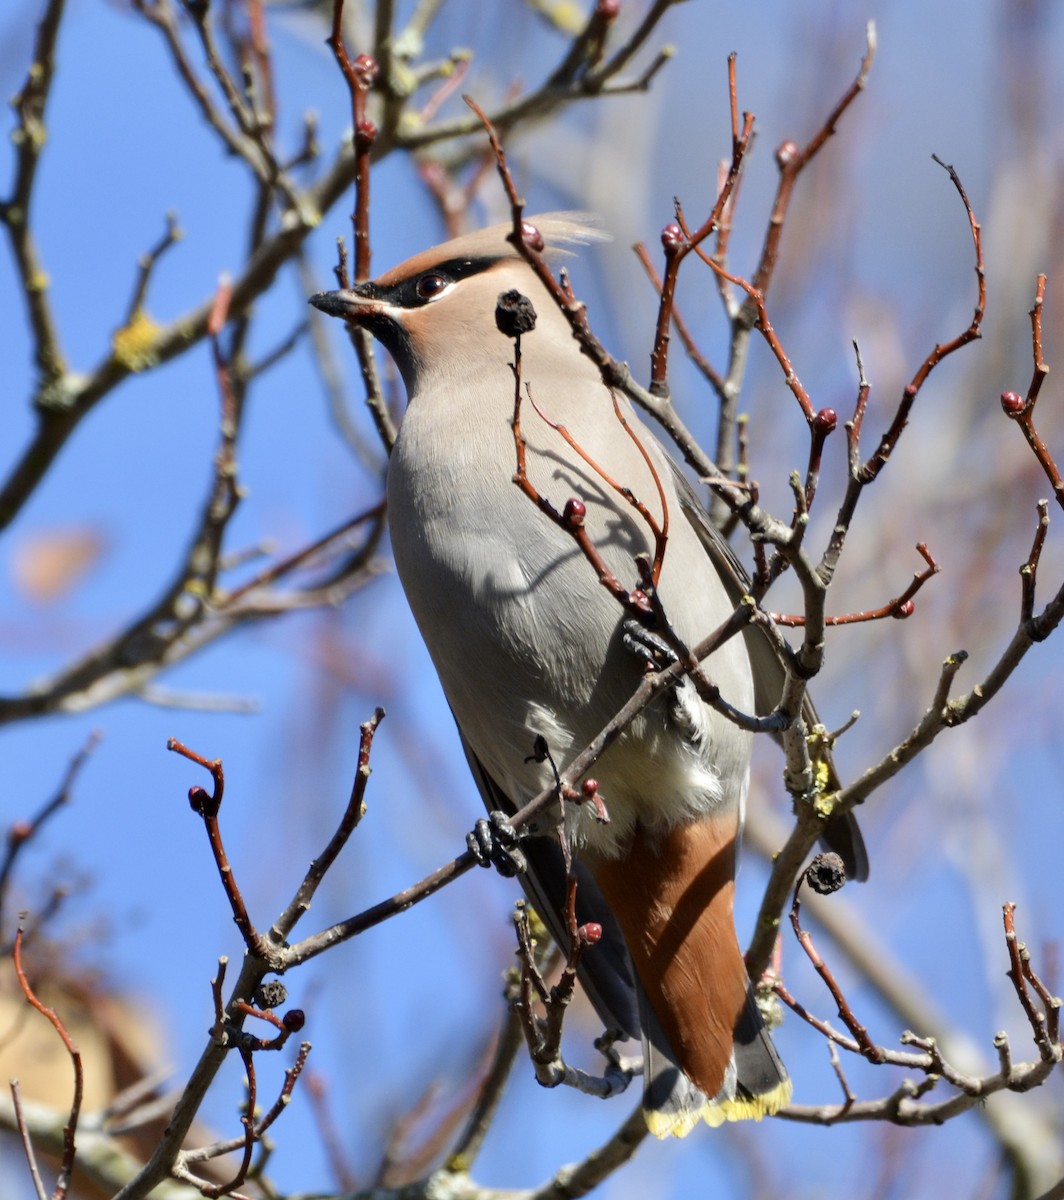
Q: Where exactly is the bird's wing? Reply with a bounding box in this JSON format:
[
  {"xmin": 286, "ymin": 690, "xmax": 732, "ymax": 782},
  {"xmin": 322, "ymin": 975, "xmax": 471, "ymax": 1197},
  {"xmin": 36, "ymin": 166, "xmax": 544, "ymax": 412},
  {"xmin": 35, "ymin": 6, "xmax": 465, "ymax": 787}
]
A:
[
  {"xmin": 459, "ymin": 731, "xmax": 643, "ymax": 1040},
  {"xmin": 669, "ymin": 463, "xmax": 869, "ymax": 881}
]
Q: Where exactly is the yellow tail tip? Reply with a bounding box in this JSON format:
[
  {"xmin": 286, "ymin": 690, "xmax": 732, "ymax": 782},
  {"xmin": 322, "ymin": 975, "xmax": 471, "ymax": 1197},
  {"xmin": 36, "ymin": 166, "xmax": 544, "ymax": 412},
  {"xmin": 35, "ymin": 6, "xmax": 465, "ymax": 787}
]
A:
[{"xmin": 644, "ymin": 1077, "xmax": 793, "ymax": 1138}]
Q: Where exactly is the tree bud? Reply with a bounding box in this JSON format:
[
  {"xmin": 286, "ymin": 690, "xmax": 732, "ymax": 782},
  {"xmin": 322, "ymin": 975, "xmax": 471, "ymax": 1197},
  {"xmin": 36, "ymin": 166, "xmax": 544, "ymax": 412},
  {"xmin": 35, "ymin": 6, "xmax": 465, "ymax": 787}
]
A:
[
  {"xmin": 521, "ymin": 222, "xmax": 545, "ymax": 252},
  {"xmin": 353, "ymin": 54, "xmax": 379, "ymax": 89},
  {"xmin": 775, "ymin": 139, "xmax": 799, "ymax": 168},
  {"xmin": 815, "ymin": 407, "xmax": 837, "ymax": 434},
  {"xmin": 563, "ymin": 498, "xmax": 587, "ymax": 527},
  {"xmin": 660, "ymin": 222, "xmax": 683, "ymax": 252},
  {"xmin": 1000, "ymin": 390, "xmax": 1026, "ymax": 417}
]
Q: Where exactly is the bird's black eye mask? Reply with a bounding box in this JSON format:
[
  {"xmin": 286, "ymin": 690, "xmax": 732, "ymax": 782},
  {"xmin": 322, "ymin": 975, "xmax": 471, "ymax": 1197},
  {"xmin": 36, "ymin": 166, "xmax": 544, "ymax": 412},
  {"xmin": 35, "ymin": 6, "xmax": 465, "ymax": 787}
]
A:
[{"xmin": 362, "ymin": 256, "xmax": 502, "ymax": 309}]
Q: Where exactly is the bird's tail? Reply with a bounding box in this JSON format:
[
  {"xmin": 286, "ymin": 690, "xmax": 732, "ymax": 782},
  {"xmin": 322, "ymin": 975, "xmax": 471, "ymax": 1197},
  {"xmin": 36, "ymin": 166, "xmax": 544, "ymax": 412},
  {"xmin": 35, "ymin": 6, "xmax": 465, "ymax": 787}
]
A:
[
  {"xmin": 639, "ymin": 988, "xmax": 791, "ymax": 1137},
  {"xmin": 593, "ymin": 816, "xmax": 791, "ymax": 1138}
]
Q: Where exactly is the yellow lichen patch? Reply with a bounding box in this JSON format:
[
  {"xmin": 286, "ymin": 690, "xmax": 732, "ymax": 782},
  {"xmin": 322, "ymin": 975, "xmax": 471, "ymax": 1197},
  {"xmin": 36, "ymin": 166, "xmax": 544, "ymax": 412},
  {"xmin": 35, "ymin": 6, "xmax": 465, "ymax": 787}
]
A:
[{"xmin": 112, "ymin": 308, "xmax": 161, "ymax": 371}]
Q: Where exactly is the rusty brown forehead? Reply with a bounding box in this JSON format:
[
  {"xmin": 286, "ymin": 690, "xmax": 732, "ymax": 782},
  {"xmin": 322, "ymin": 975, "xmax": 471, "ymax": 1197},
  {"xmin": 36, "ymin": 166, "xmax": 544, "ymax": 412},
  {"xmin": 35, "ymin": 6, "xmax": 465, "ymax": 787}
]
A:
[{"xmin": 372, "ymin": 235, "xmax": 516, "ymax": 289}]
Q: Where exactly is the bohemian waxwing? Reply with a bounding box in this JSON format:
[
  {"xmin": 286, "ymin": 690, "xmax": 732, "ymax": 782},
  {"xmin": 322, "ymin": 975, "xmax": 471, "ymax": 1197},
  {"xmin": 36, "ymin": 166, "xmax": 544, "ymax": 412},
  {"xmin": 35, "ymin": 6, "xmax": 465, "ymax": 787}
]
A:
[{"xmin": 310, "ymin": 215, "xmax": 866, "ymax": 1136}]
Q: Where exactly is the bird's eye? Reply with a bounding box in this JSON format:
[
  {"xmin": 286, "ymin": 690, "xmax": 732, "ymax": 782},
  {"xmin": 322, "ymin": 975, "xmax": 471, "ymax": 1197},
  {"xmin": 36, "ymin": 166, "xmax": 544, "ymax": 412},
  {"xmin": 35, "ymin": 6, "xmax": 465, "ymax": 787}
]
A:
[{"xmin": 415, "ymin": 272, "xmax": 448, "ymax": 300}]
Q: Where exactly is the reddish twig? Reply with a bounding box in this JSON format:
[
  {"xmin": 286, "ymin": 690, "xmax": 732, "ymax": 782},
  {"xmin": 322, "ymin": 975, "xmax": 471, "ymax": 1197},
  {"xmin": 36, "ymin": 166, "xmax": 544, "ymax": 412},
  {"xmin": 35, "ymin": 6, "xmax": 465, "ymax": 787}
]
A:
[
  {"xmin": 773, "ymin": 542, "xmax": 939, "ymax": 626},
  {"xmin": 632, "ymin": 240, "xmax": 726, "ymax": 396},
  {"xmin": 325, "ymin": 0, "xmax": 377, "ymax": 284},
  {"xmin": 417, "ymin": 53, "xmax": 471, "ymax": 125},
  {"xmin": 505, "ymin": 322, "xmax": 652, "ymax": 618},
  {"xmin": 790, "ymin": 858, "xmax": 884, "ymax": 1063},
  {"xmin": 649, "ymin": 73, "xmax": 755, "ymax": 395},
  {"xmin": 857, "ymin": 155, "xmax": 985, "ymax": 485},
  {"xmin": 244, "ymin": 0, "xmax": 275, "ymax": 129},
  {"xmin": 698, "ymin": 252, "xmax": 815, "ymax": 420},
  {"xmin": 255, "ymin": 1040, "xmax": 311, "ymax": 1134},
  {"xmin": 197, "ymin": 1043, "xmax": 257, "ymax": 1199},
  {"xmin": 167, "ymin": 738, "xmax": 261, "ymax": 952},
  {"xmin": 745, "ymin": 23, "xmax": 876, "ymax": 306},
  {"xmin": 326, "ymin": 1, "xmax": 394, "ymax": 450},
  {"xmin": 218, "ymin": 500, "xmax": 386, "ymax": 610},
  {"xmin": 231, "ymin": 999, "xmax": 306, "ymax": 1051},
  {"xmin": 1000, "ymin": 275, "xmax": 1064, "ymax": 512},
  {"xmin": 524, "ymin": 382, "xmax": 670, "ymax": 589},
  {"xmin": 462, "ymin": 93, "xmax": 637, "ymax": 401},
  {"xmin": 13, "ymin": 922, "xmax": 83, "ymax": 1198}
]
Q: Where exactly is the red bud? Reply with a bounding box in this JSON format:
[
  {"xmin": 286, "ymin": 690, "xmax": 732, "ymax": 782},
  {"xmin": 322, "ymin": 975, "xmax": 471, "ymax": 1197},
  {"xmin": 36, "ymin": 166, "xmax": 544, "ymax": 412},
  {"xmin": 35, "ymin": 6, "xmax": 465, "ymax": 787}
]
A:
[
  {"xmin": 661, "ymin": 222, "xmax": 683, "ymax": 252},
  {"xmin": 582, "ymin": 779, "xmax": 599, "ymax": 796},
  {"xmin": 894, "ymin": 600, "xmax": 915, "ymax": 619},
  {"xmin": 353, "ymin": 54, "xmax": 379, "ymax": 88},
  {"xmin": 1000, "ymin": 390, "xmax": 1026, "ymax": 417},
  {"xmin": 579, "ymin": 922, "xmax": 603, "ymax": 945},
  {"xmin": 563, "ymin": 497, "xmax": 586, "ymax": 527},
  {"xmin": 815, "ymin": 407, "xmax": 837, "ymax": 434},
  {"xmin": 521, "ymin": 222, "xmax": 544, "ymax": 252},
  {"xmin": 629, "ymin": 587, "xmax": 652, "ymax": 614},
  {"xmin": 283, "ymin": 1009, "xmax": 306, "ymax": 1032}
]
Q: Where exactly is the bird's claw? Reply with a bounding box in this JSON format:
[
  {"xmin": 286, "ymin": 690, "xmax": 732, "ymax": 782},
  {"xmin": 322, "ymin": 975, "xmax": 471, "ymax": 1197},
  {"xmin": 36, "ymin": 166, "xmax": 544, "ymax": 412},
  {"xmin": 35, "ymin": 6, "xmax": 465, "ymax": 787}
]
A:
[
  {"xmin": 621, "ymin": 618, "xmax": 678, "ymax": 673},
  {"xmin": 467, "ymin": 810, "xmax": 527, "ymax": 878},
  {"xmin": 622, "ymin": 618, "xmax": 703, "ymax": 742}
]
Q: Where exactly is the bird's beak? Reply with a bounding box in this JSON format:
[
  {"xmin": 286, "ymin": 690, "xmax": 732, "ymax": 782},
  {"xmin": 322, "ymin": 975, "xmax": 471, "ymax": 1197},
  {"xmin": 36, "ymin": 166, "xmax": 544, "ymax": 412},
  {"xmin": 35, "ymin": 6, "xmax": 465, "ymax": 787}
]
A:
[{"xmin": 308, "ymin": 286, "xmax": 385, "ymax": 323}]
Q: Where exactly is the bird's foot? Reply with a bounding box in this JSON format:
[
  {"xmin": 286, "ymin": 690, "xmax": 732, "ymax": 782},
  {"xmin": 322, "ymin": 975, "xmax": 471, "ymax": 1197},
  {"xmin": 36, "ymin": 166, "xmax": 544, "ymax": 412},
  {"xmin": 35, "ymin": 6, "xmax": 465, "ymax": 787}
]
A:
[
  {"xmin": 467, "ymin": 810, "xmax": 527, "ymax": 878},
  {"xmin": 621, "ymin": 617, "xmax": 678, "ymax": 673},
  {"xmin": 622, "ymin": 619, "xmax": 704, "ymax": 743}
]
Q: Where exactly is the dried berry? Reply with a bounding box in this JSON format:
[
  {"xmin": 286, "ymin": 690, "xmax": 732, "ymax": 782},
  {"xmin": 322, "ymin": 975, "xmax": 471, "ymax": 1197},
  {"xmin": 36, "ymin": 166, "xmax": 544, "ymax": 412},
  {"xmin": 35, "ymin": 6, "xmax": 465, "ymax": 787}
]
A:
[
  {"xmin": 806, "ymin": 852, "xmax": 846, "ymax": 895},
  {"xmin": 255, "ymin": 980, "xmax": 288, "ymax": 1010},
  {"xmin": 495, "ymin": 290, "xmax": 537, "ymax": 338}
]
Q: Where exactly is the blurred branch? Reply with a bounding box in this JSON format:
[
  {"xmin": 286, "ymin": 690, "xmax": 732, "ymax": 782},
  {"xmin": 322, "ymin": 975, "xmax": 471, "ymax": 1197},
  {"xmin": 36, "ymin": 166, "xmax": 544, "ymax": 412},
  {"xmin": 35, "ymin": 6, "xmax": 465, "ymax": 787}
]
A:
[
  {"xmin": 0, "ymin": 0, "xmax": 68, "ymax": 399},
  {"xmin": 13, "ymin": 923, "xmax": 83, "ymax": 1199},
  {"xmin": 0, "ymin": 730, "xmax": 99, "ymax": 944}
]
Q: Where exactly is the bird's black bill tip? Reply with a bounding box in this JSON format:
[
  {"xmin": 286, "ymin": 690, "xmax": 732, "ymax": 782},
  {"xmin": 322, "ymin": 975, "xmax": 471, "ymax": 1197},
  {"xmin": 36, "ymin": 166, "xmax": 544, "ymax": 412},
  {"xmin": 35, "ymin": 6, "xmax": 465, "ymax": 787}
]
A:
[{"xmin": 308, "ymin": 289, "xmax": 356, "ymax": 319}]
